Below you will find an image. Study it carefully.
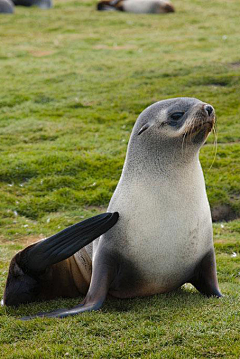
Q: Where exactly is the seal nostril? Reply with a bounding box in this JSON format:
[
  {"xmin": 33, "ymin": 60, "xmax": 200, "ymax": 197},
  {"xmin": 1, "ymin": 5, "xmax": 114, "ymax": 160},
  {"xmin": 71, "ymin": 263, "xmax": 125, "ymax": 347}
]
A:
[{"xmin": 205, "ymin": 105, "xmax": 213, "ymax": 116}]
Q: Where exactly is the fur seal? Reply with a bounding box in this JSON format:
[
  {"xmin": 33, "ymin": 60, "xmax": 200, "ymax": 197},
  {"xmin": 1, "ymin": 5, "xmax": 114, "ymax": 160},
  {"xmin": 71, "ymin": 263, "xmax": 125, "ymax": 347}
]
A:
[
  {"xmin": 0, "ymin": 0, "xmax": 14, "ymax": 13},
  {"xmin": 3, "ymin": 97, "xmax": 221, "ymax": 319},
  {"xmin": 97, "ymin": 0, "xmax": 175, "ymax": 14},
  {"xmin": 12, "ymin": 0, "xmax": 52, "ymax": 9}
]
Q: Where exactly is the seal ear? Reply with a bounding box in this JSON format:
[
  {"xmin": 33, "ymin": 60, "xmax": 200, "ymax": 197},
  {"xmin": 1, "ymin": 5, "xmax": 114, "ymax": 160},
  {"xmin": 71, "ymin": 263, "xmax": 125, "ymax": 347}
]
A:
[
  {"xmin": 138, "ymin": 123, "xmax": 151, "ymax": 135},
  {"xmin": 17, "ymin": 212, "xmax": 119, "ymax": 274}
]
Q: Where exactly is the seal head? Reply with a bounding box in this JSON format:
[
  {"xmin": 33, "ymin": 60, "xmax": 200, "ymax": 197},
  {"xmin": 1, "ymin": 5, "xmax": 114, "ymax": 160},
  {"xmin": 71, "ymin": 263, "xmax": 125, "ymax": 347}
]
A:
[{"xmin": 135, "ymin": 97, "xmax": 215, "ymax": 147}]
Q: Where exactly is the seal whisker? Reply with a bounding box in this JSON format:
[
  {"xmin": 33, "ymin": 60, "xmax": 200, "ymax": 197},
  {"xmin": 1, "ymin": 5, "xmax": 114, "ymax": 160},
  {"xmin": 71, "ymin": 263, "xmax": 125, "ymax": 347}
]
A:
[
  {"xmin": 208, "ymin": 121, "xmax": 218, "ymax": 171},
  {"xmin": 181, "ymin": 132, "xmax": 187, "ymax": 156}
]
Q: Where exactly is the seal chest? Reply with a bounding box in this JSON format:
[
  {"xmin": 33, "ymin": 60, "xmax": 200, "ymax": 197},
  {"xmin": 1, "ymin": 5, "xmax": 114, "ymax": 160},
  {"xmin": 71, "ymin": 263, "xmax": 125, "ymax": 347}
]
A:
[{"xmin": 100, "ymin": 97, "xmax": 216, "ymax": 298}]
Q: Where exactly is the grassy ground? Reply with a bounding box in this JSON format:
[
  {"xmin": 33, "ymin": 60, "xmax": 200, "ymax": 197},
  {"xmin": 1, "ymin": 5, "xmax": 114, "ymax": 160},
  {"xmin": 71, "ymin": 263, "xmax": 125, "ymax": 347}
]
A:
[{"xmin": 0, "ymin": 0, "xmax": 239, "ymax": 357}]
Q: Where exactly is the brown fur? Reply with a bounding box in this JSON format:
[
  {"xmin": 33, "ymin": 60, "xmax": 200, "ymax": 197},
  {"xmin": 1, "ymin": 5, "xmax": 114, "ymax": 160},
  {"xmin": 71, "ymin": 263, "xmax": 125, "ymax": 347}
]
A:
[
  {"xmin": 38, "ymin": 257, "xmax": 83, "ymax": 300},
  {"xmin": 163, "ymin": 3, "xmax": 174, "ymax": 12}
]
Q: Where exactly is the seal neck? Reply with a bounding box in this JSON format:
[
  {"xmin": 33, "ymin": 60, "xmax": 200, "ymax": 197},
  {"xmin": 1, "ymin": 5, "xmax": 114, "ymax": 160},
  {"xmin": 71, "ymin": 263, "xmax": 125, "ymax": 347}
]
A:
[{"xmin": 122, "ymin": 135, "xmax": 201, "ymax": 180}]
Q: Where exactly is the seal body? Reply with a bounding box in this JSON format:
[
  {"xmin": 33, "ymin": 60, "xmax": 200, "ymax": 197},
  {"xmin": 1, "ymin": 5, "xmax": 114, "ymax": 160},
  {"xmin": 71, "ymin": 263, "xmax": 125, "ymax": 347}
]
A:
[
  {"xmin": 97, "ymin": 0, "xmax": 175, "ymax": 14},
  {"xmin": 95, "ymin": 98, "xmax": 216, "ymax": 298},
  {"xmin": 0, "ymin": 0, "xmax": 14, "ymax": 13},
  {"xmin": 105, "ymin": 157, "xmax": 212, "ymax": 297},
  {"xmin": 12, "ymin": 0, "xmax": 52, "ymax": 8},
  {"xmin": 122, "ymin": 0, "xmax": 174, "ymax": 14}
]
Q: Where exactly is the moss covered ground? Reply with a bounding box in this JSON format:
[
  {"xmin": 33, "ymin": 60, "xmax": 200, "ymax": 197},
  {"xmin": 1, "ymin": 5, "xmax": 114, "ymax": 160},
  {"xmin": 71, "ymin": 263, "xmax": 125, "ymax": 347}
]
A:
[{"xmin": 0, "ymin": 0, "xmax": 239, "ymax": 357}]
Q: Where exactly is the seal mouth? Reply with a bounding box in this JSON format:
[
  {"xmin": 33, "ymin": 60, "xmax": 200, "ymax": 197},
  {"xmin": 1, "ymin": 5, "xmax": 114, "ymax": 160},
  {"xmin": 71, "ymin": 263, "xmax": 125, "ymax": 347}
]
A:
[
  {"xmin": 182, "ymin": 103, "xmax": 216, "ymax": 140},
  {"xmin": 186, "ymin": 119, "xmax": 215, "ymax": 136},
  {"xmin": 182, "ymin": 110, "xmax": 216, "ymax": 145}
]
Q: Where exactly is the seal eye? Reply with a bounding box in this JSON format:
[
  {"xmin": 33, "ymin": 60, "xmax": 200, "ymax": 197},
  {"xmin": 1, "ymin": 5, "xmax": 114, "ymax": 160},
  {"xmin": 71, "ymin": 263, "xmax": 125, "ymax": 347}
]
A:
[{"xmin": 170, "ymin": 112, "xmax": 184, "ymax": 121}]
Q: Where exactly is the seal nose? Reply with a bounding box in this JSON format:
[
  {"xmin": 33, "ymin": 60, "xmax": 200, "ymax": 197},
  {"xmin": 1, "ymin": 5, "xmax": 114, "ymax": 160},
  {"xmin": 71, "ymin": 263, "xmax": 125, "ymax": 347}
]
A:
[{"xmin": 205, "ymin": 105, "xmax": 213, "ymax": 116}]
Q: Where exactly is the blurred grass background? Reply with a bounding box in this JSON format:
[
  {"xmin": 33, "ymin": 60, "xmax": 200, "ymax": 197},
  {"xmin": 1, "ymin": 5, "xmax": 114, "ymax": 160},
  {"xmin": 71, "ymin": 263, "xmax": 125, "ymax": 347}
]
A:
[{"xmin": 0, "ymin": 0, "xmax": 239, "ymax": 357}]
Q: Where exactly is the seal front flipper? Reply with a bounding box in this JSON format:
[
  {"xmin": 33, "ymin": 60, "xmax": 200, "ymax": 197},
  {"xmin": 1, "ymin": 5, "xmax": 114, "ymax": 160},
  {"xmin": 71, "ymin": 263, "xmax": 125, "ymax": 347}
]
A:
[
  {"xmin": 21, "ymin": 249, "xmax": 116, "ymax": 319},
  {"xmin": 189, "ymin": 248, "xmax": 222, "ymax": 297},
  {"xmin": 19, "ymin": 212, "xmax": 119, "ymax": 274}
]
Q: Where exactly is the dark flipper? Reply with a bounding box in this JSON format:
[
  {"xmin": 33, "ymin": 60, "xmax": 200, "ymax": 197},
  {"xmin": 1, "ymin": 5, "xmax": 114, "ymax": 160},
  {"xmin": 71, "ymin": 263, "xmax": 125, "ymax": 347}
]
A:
[
  {"xmin": 21, "ymin": 249, "xmax": 116, "ymax": 320},
  {"xmin": 190, "ymin": 248, "xmax": 222, "ymax": 297},
  {"xmin": 17, "ymin": 212, "xmax": 119, "ymax": 274}
]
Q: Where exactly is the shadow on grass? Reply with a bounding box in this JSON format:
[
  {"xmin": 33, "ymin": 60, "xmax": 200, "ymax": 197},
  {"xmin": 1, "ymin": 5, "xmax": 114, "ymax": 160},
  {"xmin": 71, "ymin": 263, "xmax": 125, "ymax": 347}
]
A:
[{"xmin": 2, "ymin": 286, "xmax": 217, "ymax": 320}]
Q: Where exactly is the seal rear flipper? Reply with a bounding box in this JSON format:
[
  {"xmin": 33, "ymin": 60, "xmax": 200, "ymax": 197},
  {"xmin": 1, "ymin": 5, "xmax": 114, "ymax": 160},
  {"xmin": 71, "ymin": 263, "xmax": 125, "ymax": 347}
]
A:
[
  {"xmin": 21, "ymin": 250, "xmax": 116, "ymax": 320},
  {"xmin": 189, "ymin": 248, "xmax": 222, "ymax": 297},
  {"xmin": 17, "ymin": 212, "xmax": 119, "ymax": 274}
]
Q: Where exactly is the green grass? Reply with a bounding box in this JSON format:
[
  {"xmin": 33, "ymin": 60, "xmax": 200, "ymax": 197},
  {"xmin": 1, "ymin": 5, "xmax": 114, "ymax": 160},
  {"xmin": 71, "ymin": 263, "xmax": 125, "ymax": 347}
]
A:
[{"xmin": 0, "ymin": 0, "xmax": 240, "ymax": 357}]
